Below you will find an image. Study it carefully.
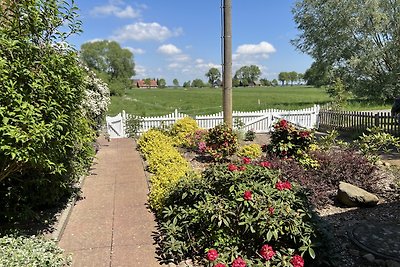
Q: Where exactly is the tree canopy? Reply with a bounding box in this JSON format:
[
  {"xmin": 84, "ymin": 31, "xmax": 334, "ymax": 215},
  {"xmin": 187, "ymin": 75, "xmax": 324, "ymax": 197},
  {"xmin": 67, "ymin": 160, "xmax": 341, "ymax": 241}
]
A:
[
  {"xmin": 292, "ymin": 0, "xmax": 400, "ymax": 100},
  {"xmin": 234, "ymin": 65, "xmax": 261, "ymax": 86},
  {"xmin": 205, "ymin": 67, "xmax": 221, "ymax": 87},
  {"xmin": 80, "ymin": 40, "xmax": 135, "ymax": 96}
]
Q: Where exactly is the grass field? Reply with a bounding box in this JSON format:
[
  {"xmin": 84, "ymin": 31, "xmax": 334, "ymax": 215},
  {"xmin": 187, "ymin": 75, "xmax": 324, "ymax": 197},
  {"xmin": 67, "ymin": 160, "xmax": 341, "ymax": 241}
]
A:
[{"xmin": 108, "ymin": 86, "xmax": 333, "ymax": 116}]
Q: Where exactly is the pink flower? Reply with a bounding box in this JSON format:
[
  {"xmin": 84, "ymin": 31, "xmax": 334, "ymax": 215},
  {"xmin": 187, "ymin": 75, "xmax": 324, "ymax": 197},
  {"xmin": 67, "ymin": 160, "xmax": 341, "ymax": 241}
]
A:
[
  {"xmin": 290, "ymin": 255, "xmax": 304, "ymax": 267},
  {"xmin": 260, "ymin": 244, "xmax": 276, "ymax": 260},
  {"xmin": 242, "ymin": 157, "xmax": 251, "ymax": 164},
  {"xmin": 268, "ymin": 207, "xmax": 275, "ymax": 215},
  {"xmin": 243, "ymin": 190, "xmax": 252, "ymax": 201},
  {"xmin": 239, "ymin": 166, "xmax": 246, "ymax": 171},
  {"xmin": 275, "ymin": 181, "xmax": 291, "ymax": 190},
  {"xmin": 198, "ymin": 141, "xmax": 207, "ymax": 153},
  {"xmin": 260, "ymin": 161, "xmax": 271, "ymax": 168},
  {"xmin": 232, "ymin": 257, "xmax": 246, "ymax": 267},
  {"xmin": 299, "ymin": 131, "xmax": 310, "ymax": 138},
  {"xmin": 206, "ymin": 249, "xmax": 218, "ymax": 261},
  {"xmin": 228, "ymin": 164, "xmax": 238, "ymax": 172},
  {"xmin": 215, "ymin": 264, "xmax": 226, "ymax": 267}
]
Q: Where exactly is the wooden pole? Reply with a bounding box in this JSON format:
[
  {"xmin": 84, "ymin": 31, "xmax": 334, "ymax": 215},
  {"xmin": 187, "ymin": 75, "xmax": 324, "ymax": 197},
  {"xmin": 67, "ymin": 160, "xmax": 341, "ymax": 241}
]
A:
[{"xmin": 222, "ymin": 0, "xmax": 233, "ymax": 127}]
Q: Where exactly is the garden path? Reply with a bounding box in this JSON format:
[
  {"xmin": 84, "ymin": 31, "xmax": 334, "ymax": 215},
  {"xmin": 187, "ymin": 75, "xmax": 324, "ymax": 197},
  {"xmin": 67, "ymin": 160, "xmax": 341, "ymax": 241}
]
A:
[{"xmin": 58, "ymin": 137, "xmax": 161, "ymax": 267}]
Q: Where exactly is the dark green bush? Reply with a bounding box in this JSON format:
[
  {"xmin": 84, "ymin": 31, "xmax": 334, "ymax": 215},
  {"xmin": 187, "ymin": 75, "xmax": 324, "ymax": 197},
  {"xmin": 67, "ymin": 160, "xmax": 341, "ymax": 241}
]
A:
[{"xmin": 159, "ymin": 163, "xmax": 319, "ymax": 266}]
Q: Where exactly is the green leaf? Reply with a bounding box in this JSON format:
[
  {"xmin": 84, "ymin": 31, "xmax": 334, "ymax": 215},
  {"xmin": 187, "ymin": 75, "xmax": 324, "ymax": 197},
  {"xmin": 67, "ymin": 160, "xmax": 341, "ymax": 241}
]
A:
[{"xmin": 308, "ymin": 247, "xmax": 316, "ymax": 259}]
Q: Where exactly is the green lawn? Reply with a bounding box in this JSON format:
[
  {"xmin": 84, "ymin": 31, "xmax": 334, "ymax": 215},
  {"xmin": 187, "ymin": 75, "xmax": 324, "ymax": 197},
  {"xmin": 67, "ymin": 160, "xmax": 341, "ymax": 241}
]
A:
[{"xmin": 108, "ymin": 86, "xmax": 332, "ymax": 116}]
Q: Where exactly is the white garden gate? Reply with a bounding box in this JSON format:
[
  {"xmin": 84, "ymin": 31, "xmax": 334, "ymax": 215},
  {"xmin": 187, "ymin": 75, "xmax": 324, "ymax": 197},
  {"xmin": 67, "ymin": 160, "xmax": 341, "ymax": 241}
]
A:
[{"xmin": 106, "ymin": 105, "xmax": 320, "ymax": 138}]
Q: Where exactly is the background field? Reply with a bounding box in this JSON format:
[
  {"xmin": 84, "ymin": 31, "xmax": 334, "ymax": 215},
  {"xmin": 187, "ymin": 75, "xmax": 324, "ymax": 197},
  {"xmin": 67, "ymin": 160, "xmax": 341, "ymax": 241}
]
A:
[
  {"xmin": 108, "ymin": 86, "xmax": 333, "ymax": 116},
  {"xmin": 108, "ymin": 86, "xmax": 393, "ymax": 116}
]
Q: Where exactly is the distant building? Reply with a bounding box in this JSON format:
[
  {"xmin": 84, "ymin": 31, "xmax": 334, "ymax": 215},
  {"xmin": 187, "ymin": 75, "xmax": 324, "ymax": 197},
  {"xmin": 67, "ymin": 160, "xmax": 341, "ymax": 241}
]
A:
[{"xmin": 135, "ymin": 79, "xmax": 158, "ymax": 88}]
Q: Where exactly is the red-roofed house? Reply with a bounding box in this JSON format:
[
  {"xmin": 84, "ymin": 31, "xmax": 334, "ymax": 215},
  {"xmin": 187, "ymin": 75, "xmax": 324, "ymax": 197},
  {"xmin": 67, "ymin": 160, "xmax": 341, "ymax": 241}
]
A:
[{"xmin": 136, "ymin": 79, "xmax": 158, "ymax": 88}]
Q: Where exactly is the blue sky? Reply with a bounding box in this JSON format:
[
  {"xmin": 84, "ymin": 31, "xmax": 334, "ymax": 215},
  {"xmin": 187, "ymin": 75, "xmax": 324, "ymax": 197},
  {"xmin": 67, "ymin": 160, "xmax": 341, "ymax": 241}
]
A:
[{"xmin": 70, "ymin": 0, "xmax": 313, "ymax": 85}]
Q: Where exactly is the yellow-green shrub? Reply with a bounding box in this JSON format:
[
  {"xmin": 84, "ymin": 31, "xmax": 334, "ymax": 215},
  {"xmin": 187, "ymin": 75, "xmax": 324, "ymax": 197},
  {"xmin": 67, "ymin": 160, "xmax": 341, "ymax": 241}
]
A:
[
  {"xmin": 137, "ymin": 129, "xmax": 173, "ymax": 159},
  {"xmin": 170, "ymin": 117, "xmax": 199, "ymax": 147},
  {"xmin": 237, "ymin": 144, "xmax": 262, "ymax": 159},
  {"xmin": 138, "ymin": 128, "xmax": 192, "ymax": 212}
]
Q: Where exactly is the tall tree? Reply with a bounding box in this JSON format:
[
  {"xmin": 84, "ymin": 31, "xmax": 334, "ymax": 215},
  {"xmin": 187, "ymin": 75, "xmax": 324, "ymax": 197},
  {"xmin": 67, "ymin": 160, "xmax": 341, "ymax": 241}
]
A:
[
  {"xmin": 205, "ymin": 67, "xmax": 221, "ymax": 87},
  {"xmin": 191, "ymin": 79, "xmax": 205, "ymax": 88},
  {"xmin": 173, "ymin": 78, "xmax": 179, "ymax": 87},
  {"xmin": 235, "ymin": 65, "xmax": 261, "ymax": 86},
  {"xmin": 80, "ymin": 40, "xmax": 135, "ymax": 96},
  {"xmin": 278, "ymin": 72, "xmax": 289, "ymax": 86},
  {"xmin": 292, "ymin": 0, "xmax": 400, "ymax": 100},
  {"xmin": 157, "ymin": 78, "xmax": 166, "ymax": 88},
  {"xmin": 288, "ymin": 71, "xmax": 298, "ymax": 86}
]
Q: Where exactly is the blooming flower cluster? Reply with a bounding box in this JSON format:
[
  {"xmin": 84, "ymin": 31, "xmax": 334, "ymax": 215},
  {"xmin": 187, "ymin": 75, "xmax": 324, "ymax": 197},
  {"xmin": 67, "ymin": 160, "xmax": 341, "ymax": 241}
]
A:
[
  {"xmin": 242, "ymin": 157, "xmax": 251, "ymax": 164},
  {"xmin": 274, "ymin": 119, "xmax": 288, "ymax": 130},
  {"xmin": 275, "ymin": 181, "xmax": 292, "ymax": 190},
  {"xmin": 243, "ymin": 190, "xmax": 252, "ymax": 201},
  {"xmin": 259, "ymin": 161, "xmax": 272, "ymax": 168},
  {"xmin": 260, "ymin": 244, "xmax": 276, "ymax": 260},
  {"xmin": 232, "ymin": 257, "xmax": 246, "ymax": 267},
  {"xmin": 206, "ymin": 249, "xmax": 218, "ymax": 261},
  {"xmin": 291, "ymin": 254, "xmax": 305, "ymax": 267},
  {"xmin": 228, "ymin": 164, "xmax": 246, "ymax": 172}
]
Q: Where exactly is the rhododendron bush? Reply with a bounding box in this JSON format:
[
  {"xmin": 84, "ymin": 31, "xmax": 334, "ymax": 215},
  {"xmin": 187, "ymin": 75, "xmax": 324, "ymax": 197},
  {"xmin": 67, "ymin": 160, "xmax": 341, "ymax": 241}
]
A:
[{"xmin": 158, "ymin": 161, "xmax": 320, "ymax": 266}]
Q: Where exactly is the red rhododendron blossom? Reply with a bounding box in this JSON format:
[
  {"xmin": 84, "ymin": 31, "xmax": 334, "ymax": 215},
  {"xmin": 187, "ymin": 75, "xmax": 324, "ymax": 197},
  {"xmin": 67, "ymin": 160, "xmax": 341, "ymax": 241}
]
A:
[
  {"xmin": 206, "ymin": 249, "xmax": 218, "ymax": 261},
  {"xmin": 214, "ymin": 263, "xmax": 226, "ymax": 267},
  {"xmin": 239, "ymin": 166, "xmax": 246, "ymax": 171},
  {"xmin": 243, "ymin": 190, "xmax": 252, "ymax": 201},
  {"xmin": 275, "ymin": 181, "xmax": 291, "ymax": 190},
  {"xmin": 299, "ymin": 131, "xmax": 310, "ymax": 138},
  {"xmin": 268, "ymin": 207, "xmax": 275, "ymax": 215},
  {"xmin": 242, "ymin": 157, "xmax": 251, "ymax": 164},
  {"xmin": 279, "ymin": 119, "xmax": 288, "ymax": 129},
  {"xmin": 232, "ymin": 257, "xmax": 246, "ymax": 267},
  {"xmin": 290, "ymin": 255, "xmax": 304, "ymax": 267},
  {"xmin": 228, "ymin": 164, "xmax": 238, "ymax": 172},
  {"xmin": 260, "ymin": 244, "xmax": 276, "ymax": 260},
  {"xmin": 260, "ymin": 161, "xmax": 271, "ymax": 168}
]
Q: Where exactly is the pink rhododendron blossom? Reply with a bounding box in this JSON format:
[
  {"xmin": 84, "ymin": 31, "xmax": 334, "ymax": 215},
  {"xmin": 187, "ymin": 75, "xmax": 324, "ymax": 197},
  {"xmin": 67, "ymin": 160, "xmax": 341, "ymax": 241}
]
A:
[
  {"xmin": 214, "ymin": 263, "xmax": 226, "ymax": 267},
  {"xmin": 198, "ymin": 141, "xmax": 207, "ymax": 153},
  {"xmin": 260, "ymin": 244, "xmax": 276, "ymax": 260},
  {"xmin": 243, "ymin": 190, "xmax": 252, "ymax": 201},
  {"xmin": 228, "ymin": 164, "xmax": 238, "ymax": 172},
  {"xmin": 299, "ymin": 131, "xmax": 310, "ymax": 138},
  {"xmin": 242, "ymin": 157, "xmax": 251, "ymax": 164},
  {"xmin": 206, "ymin": 249, "xmax": 218, "ymax": 261},
  {"xmin": 232, "ymin": 257, "xmax": 246, "ymax": 267},
  {"xmin": 290, "ymin": 255, "xmax": 304, "ymax": 267},
  {"xmin": 239, "ymin": 166, "xmax": 246, "ymax": 171}
]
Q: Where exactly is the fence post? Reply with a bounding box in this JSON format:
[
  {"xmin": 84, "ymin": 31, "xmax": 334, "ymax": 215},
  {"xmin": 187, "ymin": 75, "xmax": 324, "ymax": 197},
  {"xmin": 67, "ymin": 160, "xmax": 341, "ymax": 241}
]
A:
[
  {"xmin": 374, "ymin": 113, "xmax": 379, "ymax": 127},
  {"xmin": 122, "ymin": 110, "xmax": 126, "ymax": 137},
  {"xmin": 174, "ymin": 109, "xmax": 178, "ymax": 122}
]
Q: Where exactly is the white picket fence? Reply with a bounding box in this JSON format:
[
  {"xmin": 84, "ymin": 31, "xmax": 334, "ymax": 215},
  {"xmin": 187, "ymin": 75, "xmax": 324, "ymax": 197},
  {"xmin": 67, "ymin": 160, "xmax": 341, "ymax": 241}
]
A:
[{"xmin": 106, "ymin": 105, "xmax": 320, "ymax": 138}]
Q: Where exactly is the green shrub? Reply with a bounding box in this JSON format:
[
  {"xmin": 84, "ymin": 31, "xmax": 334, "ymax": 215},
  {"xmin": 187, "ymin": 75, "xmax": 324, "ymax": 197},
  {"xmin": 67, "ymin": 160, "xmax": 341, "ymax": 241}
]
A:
[
  {"xmin": 237, "ymin": 144, "xmax": 262, "ymax": 159},
  {"xmin": 244, "ymin": 129, "xmax": 256, "ymax": 141},
  {"xmin": 137, "ymin": 129, "xmax": 191, "ymax": 213},
  {"xmin": 159, "ymin": 162, "xmax": 319, "ymax": 266},
  {"xmin": 0, "ymin": 235, "xmax": 71, "ymax": 266},
  {"xmin": 125, "ymin": 115, "xmax": 143, "ymax": 139},
  {"xmin": 205, "ymin": 124, "xmax": 238, "ymax": 161},
  {"xmin": 170, "ymin": 117, "xmax": 199, "ymax": 147}
]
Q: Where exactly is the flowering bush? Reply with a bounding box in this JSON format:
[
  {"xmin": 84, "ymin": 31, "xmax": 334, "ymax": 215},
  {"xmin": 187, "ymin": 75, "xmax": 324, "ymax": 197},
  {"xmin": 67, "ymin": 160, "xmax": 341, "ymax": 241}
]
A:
[
  {"xmin": 158, "ymin": 162, "xmax": 319, "ymax": 266},
  {"xmin": 170, "ymin": 117, "xmax": 199, "ymax": 147},
  {"xmin": 244, "ymin": 129, "xmax": 256, "ymax": 141},
  {"xmin": 237, "ymin": 144, "xmax": 262, "ymax": 159},
  {"xmin": 205, "ymin": 124, "xmax": 238, "ymax": 161},
  {"xmin": 267, "ymin": 119, "xmax": 313, "ymax": 159},
  {"xmin": 137, "ymin": 129, "xmax": 174, "ymax": 159},
  {"xmin": 186, "ymin": 129, "xmax": 208, "ymax": 152}
]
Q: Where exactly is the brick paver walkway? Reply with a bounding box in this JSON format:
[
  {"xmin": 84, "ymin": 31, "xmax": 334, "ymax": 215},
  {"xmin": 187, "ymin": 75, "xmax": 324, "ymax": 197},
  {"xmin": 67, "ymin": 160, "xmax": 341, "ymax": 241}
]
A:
[{"xmin": 59, "ymin": 137, "xmax": 161, "ymax": 267}]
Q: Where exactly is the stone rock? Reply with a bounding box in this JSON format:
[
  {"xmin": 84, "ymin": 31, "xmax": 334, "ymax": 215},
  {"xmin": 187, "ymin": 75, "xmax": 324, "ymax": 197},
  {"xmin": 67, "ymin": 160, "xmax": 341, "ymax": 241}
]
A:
[
  {"xmin": 386, "ymin": 260, "xmax": 400, "ymax": 267},
  {"xmin": 363, "ymin": 253, "xmax": 375, "ymax": 262},
  {"xmin": 374, "ymin": 259, "xmax": 386, "ymax": 266},
  {"xmin": 337, "ymin": 182, "xmax": 379, "ymax": 207}
]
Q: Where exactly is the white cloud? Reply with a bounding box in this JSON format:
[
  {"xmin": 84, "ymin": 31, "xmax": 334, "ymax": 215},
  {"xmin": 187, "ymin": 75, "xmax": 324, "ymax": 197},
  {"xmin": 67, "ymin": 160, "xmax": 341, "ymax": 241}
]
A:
[
  {"xmin": 90, "ymin": 3, "xmax": 141, "ymax": 19},
  {"xmin": 157, "ymin": 44, "xmax": 182, "ymax": 55},
  {"xmin": 125, "ymin": 47, "xmax": 145, "ymax": 55},
  {"xmin": 236, "ymin": 41, "xmax": 276, "ymax": 55},
  {"xmin": 112, "ymin": 22, "xmax": 182, "ymax": 42},
  {"xmin": 114, "ymin": 6, "xmax": 141, "ymax": 18},
  {"xmin": 134, "ymin": 64, "xmax": 147, "ymax": 78}
]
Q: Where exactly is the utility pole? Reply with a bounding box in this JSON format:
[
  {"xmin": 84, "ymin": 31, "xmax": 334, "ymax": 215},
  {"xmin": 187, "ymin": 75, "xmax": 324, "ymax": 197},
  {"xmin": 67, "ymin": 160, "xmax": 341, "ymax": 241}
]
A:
[{"xmin": 222, "ymin": 0, "xmax": 233, "ymax": 127}]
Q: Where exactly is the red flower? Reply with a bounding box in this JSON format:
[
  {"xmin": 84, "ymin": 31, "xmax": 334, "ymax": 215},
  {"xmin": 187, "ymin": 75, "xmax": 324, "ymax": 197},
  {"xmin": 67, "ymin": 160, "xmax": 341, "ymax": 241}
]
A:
[
  {"xmin": 275, "ymin": 181, "xmax": 291, "ymax": 190},
  {"xmin": 260, "ymin": 161, "xmax": 271, "ymax": 168},
  {"xmin": 228, "ymin": 164, "xmax": 238, "ymax": 172},
  {"xmin": 239, "ymin": 166, "xmax": 246, "ymax": 171},
  {"xmin": 243, "ymin": 190, "xmax": 252, "ymax": 201},
  {"xmin": 232, "ymin": 257, "xmax": 246, "ymax": 267},
  {"xmin": 260, "ymin": 244, "xmax": 276, "ymax": 260},
  {"xmin": 242, "ymin": 157, "xmax": 251, "ymax": 164},
  {"xmin": 206, "ymin": 249, "xmax": 218, "ymax": 261},
  {"xmin": 299, "ymin": 131, "xmax": 310, "ymax": 138},
  {"xmin": 277, "ymin": 119, "xmax": 288, "ymax": 129},
  {"xmin": 290, "ymin": 255, "xmax": 304, "ymax": 267},
  {"xmin": 215, "ymin": 264, "xmax": 226, "ymax": 267},
  {"xmin": 268, "ymin": 207, "xmax": 275, "ymax": 215}
]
